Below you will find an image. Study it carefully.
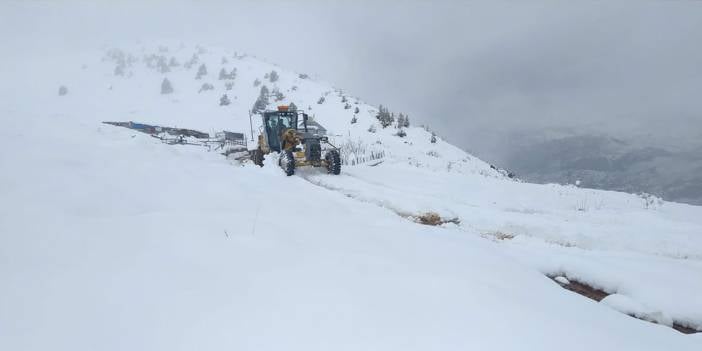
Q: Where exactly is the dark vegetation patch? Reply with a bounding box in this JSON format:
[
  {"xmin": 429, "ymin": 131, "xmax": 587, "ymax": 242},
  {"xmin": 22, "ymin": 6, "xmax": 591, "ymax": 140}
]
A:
[
  {"xmin": 553, "ymin": 277, "xmax": 609, "ymax": 302},
  {"xmin": 548, "ymin": 275, "xmax": 700, "ymax": 335},
  {"xmin": 481, "ymin": 231, "xmax": 515, "ymax": 241},
  {"xmin": 414, "ymin": 212, "xmax": 460, "ymax": 226}
]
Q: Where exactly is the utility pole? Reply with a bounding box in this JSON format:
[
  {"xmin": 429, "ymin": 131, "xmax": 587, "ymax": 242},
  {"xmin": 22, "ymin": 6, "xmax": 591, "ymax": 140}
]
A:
[{"xmin": 248, "ymin": 110, "xmax": 254, "ymax": 142}]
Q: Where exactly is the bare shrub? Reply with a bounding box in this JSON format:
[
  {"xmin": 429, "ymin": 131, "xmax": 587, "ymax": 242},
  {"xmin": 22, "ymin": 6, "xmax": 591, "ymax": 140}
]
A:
[{"xmin": 338, "ymin": 139, "xmax": 385, "ymax": 165}]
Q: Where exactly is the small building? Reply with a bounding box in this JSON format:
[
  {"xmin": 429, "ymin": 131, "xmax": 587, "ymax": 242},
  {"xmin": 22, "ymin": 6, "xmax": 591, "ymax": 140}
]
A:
[{"xmin": 303, "ymin": 120, "xmax": 327, "ymax": 135}]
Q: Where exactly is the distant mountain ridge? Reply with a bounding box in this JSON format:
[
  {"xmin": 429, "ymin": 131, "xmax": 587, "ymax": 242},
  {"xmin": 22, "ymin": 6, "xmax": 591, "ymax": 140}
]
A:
[{"xmin": 505, "ymin": 132, "xmax": 702, "ymax": 205}]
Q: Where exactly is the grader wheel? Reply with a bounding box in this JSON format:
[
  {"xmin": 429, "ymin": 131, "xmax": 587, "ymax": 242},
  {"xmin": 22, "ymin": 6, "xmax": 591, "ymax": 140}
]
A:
[
  {"xmin": 279, "ymin": 150, "xmax": 296, "ymax": 176},
  {"xmin": 325, "ymin": 149, "xmax": 341, "ymax": 175},
  {"xmin": 251, "ymin": 148, "xmax": 264, "ymax": 167}
]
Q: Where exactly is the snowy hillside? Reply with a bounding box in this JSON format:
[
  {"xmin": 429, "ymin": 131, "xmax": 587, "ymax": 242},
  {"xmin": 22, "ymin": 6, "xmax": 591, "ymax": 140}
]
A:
[
  {"xmin": 46, "ymin": 44, "xmax": 497, "ymax": 177},
  {"xmin": 1, "ymin": 44, "xmax": 702, "ymax": 350}
]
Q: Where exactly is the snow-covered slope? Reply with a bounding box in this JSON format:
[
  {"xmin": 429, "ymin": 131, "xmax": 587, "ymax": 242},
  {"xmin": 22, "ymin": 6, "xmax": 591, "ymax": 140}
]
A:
[{"xmin": 1, "ymin": 44, "xmax": 701, "ymax": 350}]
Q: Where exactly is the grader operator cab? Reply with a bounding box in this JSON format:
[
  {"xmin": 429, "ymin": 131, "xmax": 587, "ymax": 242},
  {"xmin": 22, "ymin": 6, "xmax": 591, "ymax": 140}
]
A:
[{"xmin": 251, "ymin": 106, "xmax": 341, "ymax": 176}]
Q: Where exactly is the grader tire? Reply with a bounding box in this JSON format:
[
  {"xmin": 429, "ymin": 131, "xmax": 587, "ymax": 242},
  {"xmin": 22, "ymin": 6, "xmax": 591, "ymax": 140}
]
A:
[
  {"xmin": 325, "ymin": 149, "xmax": 341, "ymax": 175},
  {"xmin": 252, "ymin": 148, "xmax": 264, "ymax": 167},
  {"xmin": 279, "ymin": 150, "xmax": 296, "ymax": 176}
]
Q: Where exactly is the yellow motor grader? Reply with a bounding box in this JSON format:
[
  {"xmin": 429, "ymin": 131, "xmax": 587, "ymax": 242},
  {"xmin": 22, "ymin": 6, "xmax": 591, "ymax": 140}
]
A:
[{"xmin": 251, "ymin": 106, "xmax": 341, "ymax": 176}]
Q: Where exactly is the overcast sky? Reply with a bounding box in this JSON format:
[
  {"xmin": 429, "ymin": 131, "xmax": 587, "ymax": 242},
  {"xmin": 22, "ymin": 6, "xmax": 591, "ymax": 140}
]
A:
[{"xmin": 3, "ymin": 0, "xmax": 701, "ymax": 162}]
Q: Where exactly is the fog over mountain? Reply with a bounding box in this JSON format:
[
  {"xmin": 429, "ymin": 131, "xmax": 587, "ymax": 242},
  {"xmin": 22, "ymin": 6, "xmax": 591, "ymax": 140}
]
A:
[{"xmin": 3, "ymin": 0, "xmax": 701, "ymax": 203}]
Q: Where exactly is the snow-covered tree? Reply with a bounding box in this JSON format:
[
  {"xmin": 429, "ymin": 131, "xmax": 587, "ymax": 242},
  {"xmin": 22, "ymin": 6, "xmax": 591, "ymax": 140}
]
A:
[
  {"xmin": 161, "ymin": 78, "xmax": 173, "ymax": 94},
  {"xmin": 269, "ymin": 70, "xmax": 279, "ymax": 82},
  {"xmin": 114, "ymin": 64, "xmax": 124, "ymax": 76},
  {"xmin": 253, "ymin": 78, "xmax": 261, "ymax": 87},
  {"xmin": 376, "ymin": 105, "xmax": 394, "ymax": 128},
  {"xmin": 289, "ymin": 102, "xmax": 298, "ymax": 111},
  {"xmin": 221, "ymin": 56, "xmax": 228, "ymax": 64},
  {"xmin": 397, "ymin": 114, "xmax": 405, "ymax": 128},
  {"xmin": 395, "ymin": 129, "xmax": 407, "ymax": 138},
  {"xmin": 252, "ymin": 85, "xmax": 269, "ymax": 114},
  {"xmin": 431, "ymin": 132, "xmax": 437, "ymax": 143},
  {"xmin": 351, "ymin": 116, "xmax": 357, "ymax": 124},
  {"xmin": 219, "ymin": 68, "xmax": 228, "ymax": 80},
  {"xmin": 354, "ymin": 106, "xmax": 360, "ymax": 114},
  {"xmin": 184, "ymin": 54, "xmax": 198, "ymax": 69},
  {"xmin": 168, "ymin": 57, "xmax": 179, "ymax": 67},
  {"xmin": 224, "ymin": 81, "xmax": 234, "ymax": 90},
  {"xmin": 220, "ymin": 94, "xmax": 231, "ymax": 106},
  {"xmin": 317, "ymin": 96, "xmax": 325, "ymax": 104},
  {"xmin": 198, "ymin": 82, "xmax": 214, "ymax": 93},
  {"xmin": 58, "ymin": 85, "xmax": 68, "ymax": 96},
  {"xmin": 196, "ymin": 64, "xmax": 207, "ymax": 79},
  {"xmin": 271, "ymin": 88, "xmax": 285, "ymax": 102},
  {"xmin": 157, "ymin": 57, "xmax": 170, "ymax": 73},
  {"xmin": 344, "ymin": 103, "xmax": 351, "ymax": 110},
  {"xmin": 368, "ymin": 124, "xmax": 377, "ymax": 133}
]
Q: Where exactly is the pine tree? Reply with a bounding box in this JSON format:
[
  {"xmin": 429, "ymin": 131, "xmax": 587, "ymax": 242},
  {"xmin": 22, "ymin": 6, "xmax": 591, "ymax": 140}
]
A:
[
  {"xmin": 403, "ymin": 115, "xmax": 410, "ymax": 128},
  {"xmin": 220, "ymin": 94, "xmax": 231, "ymax": 106},
  {"xmin": 196, "ymin": 63, "xmax": 207, "ymax": 79},
  {"xmin": 289, "ymin": 102, "xmax": 298, "ymax": 111},
  {"xmin": 431, "ymin": 132, "xmax": 437, "ymax": 143},
  {"xmin": 376, "ymin": 105, "xmax": 394, "ymax": 128},
  {"xmin": 253, "ymin": 78, "xmax": 261, "ymax": 87},
  {"xmin": 317, "ymin": 96, "xmax": 325, "ymax": 104},
  {"xmin": 219, "ymin": 68, "xmax": 228, "ymax": 80},
  {"xmin": 351, "ymin": 116, "xmax": 357, "ymax": 124},
  {"xmin": 354, "ymin": 106, "xmax": 360, "ymax": 114},
  {"xmin": 157, "ymin": 56, "xmax": 169, "ymax": 73},
  {"xmin": 397, "ymin": 113, "xmax": 405, "ymax": 129},
  {"xmin": 161, "ymin": 78, "xmax": 173, "ymax": 94},
  {"xmin": 269, "ymin": 70, "xmax": 279, "ymax": 82},
  {"xmin": 271, "ymin": 88, "xmax": 285, "ymax": 102},
  {"xmin": 184, "ymin": 54, "xmax": 198, "ymax": 69},
  {"xmin": 198, "ymin": 83, "xmax": 214, "ymax": 93},
  {"xmin": 252, "ymin": 85, "xmax": 269, "ymax": 114},
  {"xmin": 114, "ymin": 64, "xmax": 124, "ymax": 76},
  {"xmin": 58, "ymin": 85, "xmax": 68, "ymax": 96}
]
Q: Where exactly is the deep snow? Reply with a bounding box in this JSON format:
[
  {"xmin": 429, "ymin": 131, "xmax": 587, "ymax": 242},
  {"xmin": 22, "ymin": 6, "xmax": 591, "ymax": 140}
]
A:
[{"xmin": 1, "ymin": 44, "xmax": 701, "ymax": 350}]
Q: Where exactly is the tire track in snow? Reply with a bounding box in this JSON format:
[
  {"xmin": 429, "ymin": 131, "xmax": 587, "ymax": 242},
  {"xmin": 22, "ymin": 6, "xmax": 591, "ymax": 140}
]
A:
[{"xmin": 297, "ymin": 170, "xmax": 466, "ymax": 228}]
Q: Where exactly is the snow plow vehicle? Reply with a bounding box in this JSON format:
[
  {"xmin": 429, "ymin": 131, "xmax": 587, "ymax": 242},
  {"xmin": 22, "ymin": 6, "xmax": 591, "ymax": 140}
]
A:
[{"xmin": 251, "ymin": 106, "xmax": 341, "ymax": 176}]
